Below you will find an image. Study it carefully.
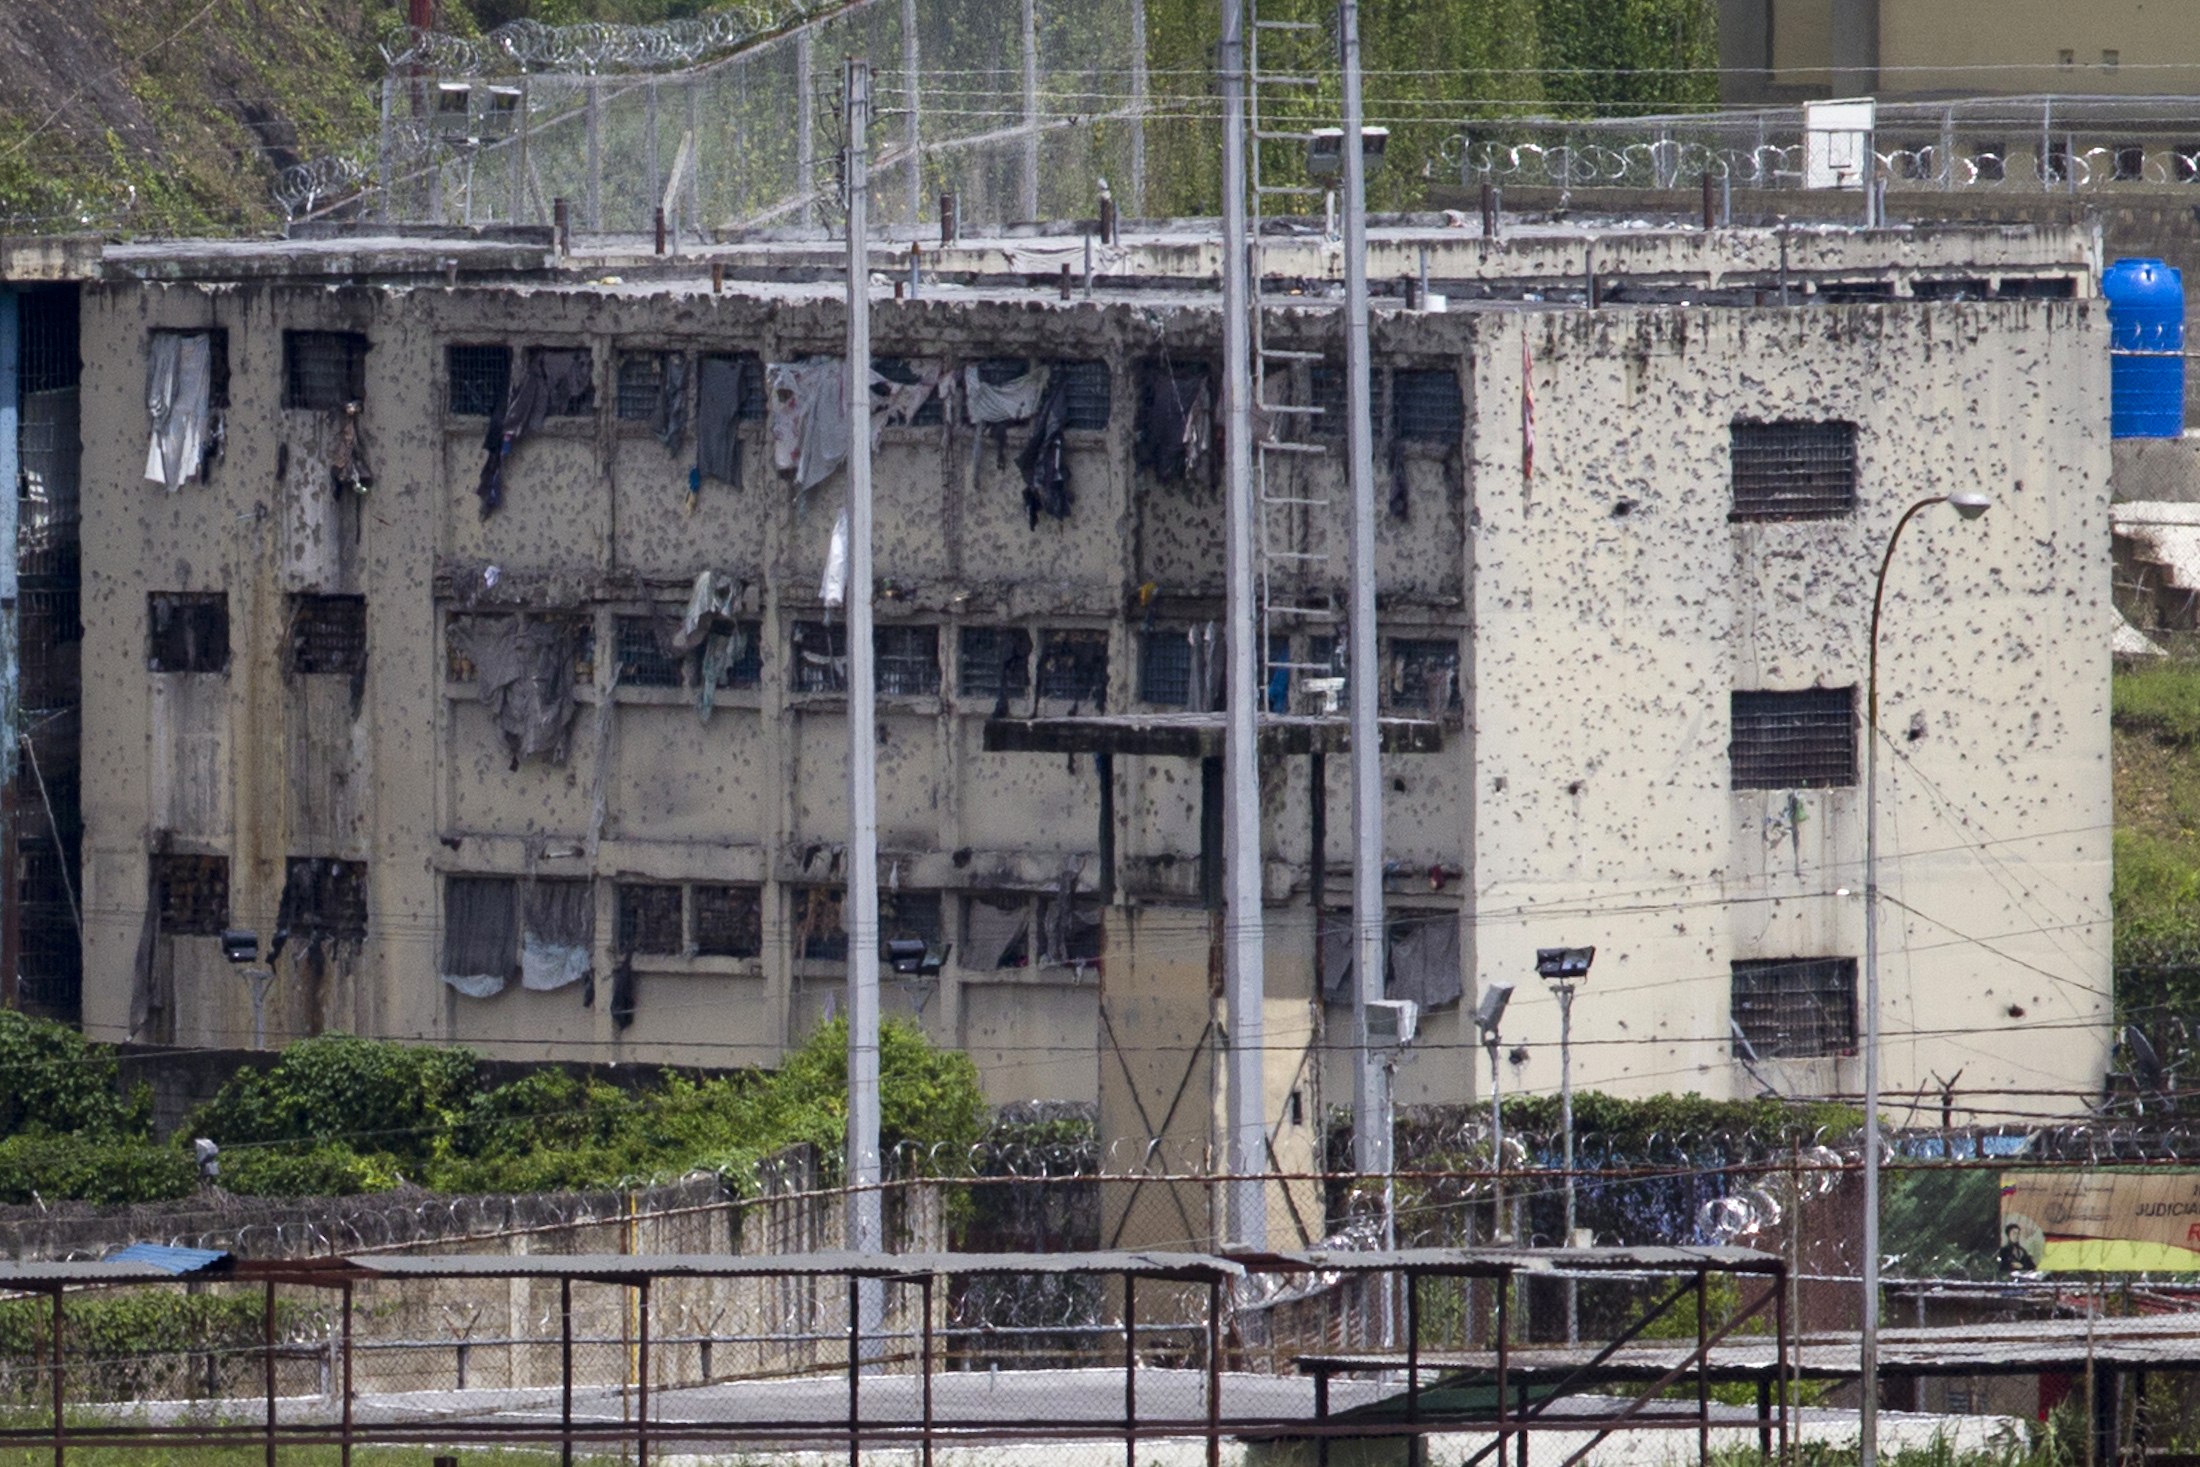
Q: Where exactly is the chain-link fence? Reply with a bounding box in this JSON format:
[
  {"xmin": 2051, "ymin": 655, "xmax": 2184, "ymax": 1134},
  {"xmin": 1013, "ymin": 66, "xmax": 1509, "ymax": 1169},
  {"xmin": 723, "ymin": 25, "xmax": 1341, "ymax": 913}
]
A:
[{"xmin": 309, "ymin": 0, "xmax": 1149, "ymax": 237}]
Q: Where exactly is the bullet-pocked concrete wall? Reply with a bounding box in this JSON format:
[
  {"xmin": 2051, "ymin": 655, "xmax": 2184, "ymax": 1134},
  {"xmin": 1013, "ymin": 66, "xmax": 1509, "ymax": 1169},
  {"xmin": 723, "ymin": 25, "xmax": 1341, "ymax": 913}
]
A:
[
  {"xmin": 74, "ymin": 279, "xmax": 1471, "ymax": 1112},
  {"xmin": 73, "ymin": 243, "xmax": 2112, "ymax": 1138},
  {"xmin": 1452, "ymin": 299, "xmax": 2114, "ymax": 1112}
]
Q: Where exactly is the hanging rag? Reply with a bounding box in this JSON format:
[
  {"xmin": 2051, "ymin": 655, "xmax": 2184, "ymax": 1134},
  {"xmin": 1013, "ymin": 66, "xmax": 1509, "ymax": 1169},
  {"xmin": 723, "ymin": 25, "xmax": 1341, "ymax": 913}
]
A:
[
  {"xmin": 330, "ymin": 403, "xmax": 373, "ymax": 494},
  {"xmin": 654, "ymin": 352, "xmax": 690, "ymax": 455},
  {"xmin": 695, "ymin": 355, "xmax": 747, "ymax": 487},
  {"xmin": 872, "ymin": 361, "xmax": 946, "ymax": 437},
  {"xmin": 461, "ymin": 615, "xmax": 581, "ymax": 766},
  {"xmin": 697, "ymin": 624, "xmax": 748, "ymax": 720},
  {"xmin": 610, "ymin": 952, "xmax": 637, "ymax": 1030},
  {"xmin": 477, "ymin": 349, "xmax": 593, "ymax": 518},
  {"xmin": 1386, "ymin": 916, "xmax": 1463, "ymax": 1010},
  {"xmin": 143, "ymin": 333, "xmax": 212, "ymax": 492},
  {"xmin": 1388, "ymin": 433, "xmax": 1410, "ymax": 519},
  {"xmin": 442, "ymin": 876, "xmax": 519, "ymax": 998},
  {"xmin": 1135, "ymin": 367, "xmax": 1212, "ymax": 484},
  {"xmin": 767, "ymin": 359, "xmax": 851, "ymax": 494},
  {"xmin": 1017, "ymin": 372, "xmax": 1074, "ymax": 528},
  {"xmin": 519, "ymin": 879, "xmax": 594, "ymax": 992},
  {"xmin": 820, "ymin": 508, "xmax": 851, "ymax": 607}
]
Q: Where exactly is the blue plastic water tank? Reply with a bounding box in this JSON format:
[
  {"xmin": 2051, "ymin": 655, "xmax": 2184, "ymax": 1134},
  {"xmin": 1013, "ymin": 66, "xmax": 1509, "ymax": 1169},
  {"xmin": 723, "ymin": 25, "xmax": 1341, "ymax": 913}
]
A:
[{"xmin": 2104, "ymin": 257, "xmax": 2186, "ymax": 438}]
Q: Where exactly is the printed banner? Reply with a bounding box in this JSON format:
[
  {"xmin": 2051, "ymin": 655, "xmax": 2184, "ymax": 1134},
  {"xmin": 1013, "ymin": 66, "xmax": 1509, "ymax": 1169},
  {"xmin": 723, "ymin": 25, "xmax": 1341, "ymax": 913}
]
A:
[{"xmin": 2000, "ymin": 1169, "xmax": 2200, "ymax": 1273}]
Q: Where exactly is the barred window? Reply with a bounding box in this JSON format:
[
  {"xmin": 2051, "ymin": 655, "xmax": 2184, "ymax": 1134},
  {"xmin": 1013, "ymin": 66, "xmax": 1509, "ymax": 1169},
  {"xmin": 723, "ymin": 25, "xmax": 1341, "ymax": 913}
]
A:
[
  {"xmin": 616, "ymin": 615, "xmax": 683, "ymax": 688},
  {"xmin": 1730, "ymin": 421, "xmax": 1858, "ymax": 521},
  {"xmin": 281, "ymin": 858, "xmax": 368, "ymax": 940},
  {"xmin": 960, "ymin": 627, "xmax": 1032, "ymax": 701},
  {"xmin": 1385, "ymin": 638, "xmax": 1460, "ymax": 713},
  {"xmin": 616, "ymin": 883, "xmax": 684, "ymax": 956},
  {"xmin": 288, "ymin": 595, "xmax": 366, "ymax": 677},
  {"xmin": 700, "ymin": 352, "xmax": 768, "ymax": 419},
  {"xmin": 1310, "ymin": 363, "xmax": 1389, "ymax": 440},
  {"xmin": 2114, "ymin": 144, "xmax": 2146, "ymax": 183},
  {"xmin": 876, "ymin": 625, "xmax": 940, "ymax": 697},
  {"xmin": 447, "ymin": 345, "xmax": 512, "ymax": 417},
  {"xmin": 284, "ymin": 331, "xmax": 369, "ymax": 410},
  {"xmin": 149, "ymin": 593, "xmax": 229, "ymax": 673},
  {"xmin": 976, "ymin": 357, "xmax": 1031, "ymax": 384},
  {"xmin": 694, "ymin": 884, "xmax": 763, "ymax": 958},
  {"xmin": 1732, "ymin": 958, "xmax": 1857, "ymax": 1058},
  {"xmin": 1055, "ymin": 360, "xmax": 1112, "ymax": 429},
  {"xmin": 1039, "ymin": 630, "xmax": 1109, "ymax": 703},
  {"xmin": 1730, "ymin": 688, "xmax": 1856, "ymax": 789},
  {"xmin": 882, "ymin": 891, "xmax": 944, "ymax": 948},
  {"xmin": 444, "ymin": 613, "xmax": 593, "ymax": 685},
  {"xmin": 872, "ymin": 357, "xmax": 944, "ymax": 426},
  {"xmin": 154, "ymin": 853, "xmax": 229, "ymax": 936},
  {"xmin": 615, "ymin": 353, "xmax": 667, "ymax": 420},
  {"xmin": 1970, "ymin": 142, "xmax": 2006, "ymax": 183},
  {"xmin": 524, "ymin": 347, "xmax": 596, "ymax": 416},
  {"xmin": 149, "ymin": 329, "xmax": 230, "ymax": 483},
  {"xmin": 1140, "ymin": 630, "xmax": 1193, "ymax": 707},
  {"xmin": 791, "ymin": 622, "xmax": 848, "ymax": 695},
  {"xmin": 717, "ymin": 622, "xmax": 763, "ymax": 689},
  {"xmin": 1392, "ymin": 369, "xmax": 1463, "ymax": 444},
  {"xmin": 794, "ymin": 886, "xmax": 847, "ymax": 962}
]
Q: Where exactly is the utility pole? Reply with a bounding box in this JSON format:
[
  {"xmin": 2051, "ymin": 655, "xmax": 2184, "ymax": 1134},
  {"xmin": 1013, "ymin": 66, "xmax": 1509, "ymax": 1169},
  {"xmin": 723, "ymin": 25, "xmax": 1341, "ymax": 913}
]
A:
[
  {"xmin": 842, "ymin": 55, "xmax": 886, "ymax": 1347},
  {"xmin": 1217, "ymin": 0, "xmax": 1267, "ymax": 1252},
  {"xmin": 1337, "ymin": 0, "xmax": 1387, "ymax": 1233}
]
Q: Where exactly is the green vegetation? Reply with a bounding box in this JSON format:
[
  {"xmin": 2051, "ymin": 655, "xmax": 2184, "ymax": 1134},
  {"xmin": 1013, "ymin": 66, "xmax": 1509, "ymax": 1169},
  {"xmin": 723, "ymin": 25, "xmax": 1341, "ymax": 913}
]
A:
[
  {"xmin": 0, "ymin": 1010, "xmax": 984, "ymax": 1204},
  {"xmin": 2, "ymin": 0, "xmax": 1716, "ymax": 234},
  {"xmin": 2112, "ymin": 659, "xmax": 2200, "ymax": 1016}
]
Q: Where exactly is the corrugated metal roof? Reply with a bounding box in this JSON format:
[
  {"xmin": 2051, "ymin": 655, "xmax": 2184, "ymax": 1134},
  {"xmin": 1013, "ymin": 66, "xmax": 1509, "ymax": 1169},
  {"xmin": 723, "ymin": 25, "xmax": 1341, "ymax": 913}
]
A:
[
  {"xmin": 104, "ymin": 1244, "xmax": 230, "ymax": 1275},
  {"xmin": 0, "ymin": 1261, "xmax": 198, "ymax": 1289},
  {"xmin": 1249, "ymin": 1245, "xmax": 1782, "ymax": 1277},
  {"xmin": 352, "ymin": 1250, "xmax": 1243, "ymax": 1282}
]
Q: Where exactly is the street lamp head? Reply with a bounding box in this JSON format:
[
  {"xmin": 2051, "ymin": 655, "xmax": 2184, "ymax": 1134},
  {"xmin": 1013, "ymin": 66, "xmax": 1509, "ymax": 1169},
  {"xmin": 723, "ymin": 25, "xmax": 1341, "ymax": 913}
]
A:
[
  {"xmin": 1536, "ymin": 946, "xmax": 1595, "ymax": 984},
  {"xmin": 1474, "ymin": 980, "xmax": 1514, "ymax": 1036},
  {"xmin": 1947, "ymin": 492, "xmax": 1991, "ymax": 521}
]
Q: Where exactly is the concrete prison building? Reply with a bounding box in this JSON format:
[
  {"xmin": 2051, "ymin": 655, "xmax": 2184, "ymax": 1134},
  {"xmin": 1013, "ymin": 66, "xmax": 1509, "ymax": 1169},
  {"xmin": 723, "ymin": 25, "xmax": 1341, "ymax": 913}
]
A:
[{"xmin": 68, "ymin": 220, "xmax": 2111, "ymax": 1171}]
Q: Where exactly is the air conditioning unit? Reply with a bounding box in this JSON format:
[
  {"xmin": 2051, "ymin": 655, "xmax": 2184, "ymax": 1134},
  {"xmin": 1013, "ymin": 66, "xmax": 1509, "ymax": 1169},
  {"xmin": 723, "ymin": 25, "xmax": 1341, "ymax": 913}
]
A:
[{"xmin": 1368, "ymin": 998, "xmax": 1419, "ymax": 1047}]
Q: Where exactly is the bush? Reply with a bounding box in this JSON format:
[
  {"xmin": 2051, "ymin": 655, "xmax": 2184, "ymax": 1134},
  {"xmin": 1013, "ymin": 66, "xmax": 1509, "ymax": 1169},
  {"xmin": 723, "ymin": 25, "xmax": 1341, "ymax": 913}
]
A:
[
  {"xmin": 0, "ymin": 1011, "xmax": 152, "ymax": 1140},
  {"xmin": 2115, "ymin": 658, "xmax": 2200, "ymax": 744},
  {"xmin": 0, "ymin": 1134, "xmax": 195, "ymax": 1206},
  {"xmin": 187, "ymin": 1035, "xmax": 479, "ymax": 1169}
]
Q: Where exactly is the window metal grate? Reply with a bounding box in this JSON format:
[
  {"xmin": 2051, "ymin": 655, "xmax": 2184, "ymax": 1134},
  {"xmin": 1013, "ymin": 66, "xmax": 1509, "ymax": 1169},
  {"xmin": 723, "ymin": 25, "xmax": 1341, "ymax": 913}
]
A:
[
  {"xmin": 1038, "ymin": 630, "xmax": 1108, "ymax": 703},
  {"xmin": 525, "ymin": 347, "xmax": 596, "ymax": 416},
  {"xmin": 154, "ymin": 853, "xmax": 229, "ymax": 936},
  {"xmin": 882, "ymin": 891, "xmax": 943, "ymax": 947},
  {"xmin": 1732, "ymin": 957, "xmax": 1858, "ymax": 1058},
  {"xmin": 694, "ymin": 884, "xmax": 763, "ymax": 958},
  {"xmin": 795, "ymin": 887, "xmax": 847, "ymax": 961},
  {"xmin": 1385, "ymin": 638, "xmax": 1460, "ymax": 712},
  {"xmin": 717, "ymin": 622, "xmax": 763, "ymax": 689},
  {"xmin": 960, "ymin": 627, "xmax": 1031, "ymax": 700},
  {"xmin": 792, "ymin": 621, "xmax": 848, "ymax": 694},
  {"xmin": 615, "ymin": 353, "xmax": 666, "ymax": 420},
  {"xmin": 1392, "ymin": 369, "xmax": 1463, "ymax": 444},
  {"xmin": 616, "ymin": 615, "xmax": 683, "ymax": 688},
  {"xmin": 1055, "ymin": 360, "xmax": 1112, "ymax": 429},
  {"xmin": 289, "ymin": 595, "xmax": 366, "ymax": 677},
  {"xmin": 1730, "ymin": 687, "xmax": 1856, "ymax": 789},
  {"xmin": 1140, "ymin": 630, "xmax": 1192, "ymax": 707},
  {"xmin": 284, "ymin": 332, "xmax": 369, "ymax": 410},
  {"xmin": 976, "ymin": 358, "xmax": 1031, "ymax": 384},
  {"xmin": 282, "ymin": 857, "xmax": 368, "ymax": 940},
  {"xmin": 617, "ymin": 883, "xmax": 684, "ymax": 955},
  {"xmin": 1730, "ymin": 421, "xmax": 1858, "ymax": 521},
  {"xmin": 875, "ymin": 624, "xmax": 940, "ymax": 697},
  {"xmin": 700, "ymin": 353, "xmax": 768, "ymax": 418},
  {"xmin": 448, "ymin": 345, "xmax": 511, "ymax": 417},
  {"xmin": 149, "ymin": 593, "xmax": 229, "ymax": 673},
  {"xmin": 1310, "ymin": 363, "xmax": 1389, "ymax": 440}
]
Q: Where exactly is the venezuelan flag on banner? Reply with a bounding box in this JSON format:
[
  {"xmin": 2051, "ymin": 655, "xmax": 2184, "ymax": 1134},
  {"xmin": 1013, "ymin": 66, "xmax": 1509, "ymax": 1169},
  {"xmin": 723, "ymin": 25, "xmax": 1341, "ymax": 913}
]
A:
[{"xmin": 2001, "ymin": 1170, "xmax": 2200, "ymax": 1272}]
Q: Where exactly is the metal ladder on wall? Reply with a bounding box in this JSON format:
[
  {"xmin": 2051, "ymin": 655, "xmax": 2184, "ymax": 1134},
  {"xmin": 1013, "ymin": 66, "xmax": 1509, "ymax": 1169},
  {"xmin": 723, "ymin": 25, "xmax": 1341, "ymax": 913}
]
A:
[{"xmin": 1247, "ymin": 1, "xmax": 1341, "ymax": 714}]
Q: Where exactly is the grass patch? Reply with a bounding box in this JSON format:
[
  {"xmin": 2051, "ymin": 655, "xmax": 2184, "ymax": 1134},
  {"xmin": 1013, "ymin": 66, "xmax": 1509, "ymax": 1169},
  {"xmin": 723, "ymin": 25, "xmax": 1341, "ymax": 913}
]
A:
[{"xmin": 2114, "ymin": 658, "xmax": 2200, "ymax": 746}]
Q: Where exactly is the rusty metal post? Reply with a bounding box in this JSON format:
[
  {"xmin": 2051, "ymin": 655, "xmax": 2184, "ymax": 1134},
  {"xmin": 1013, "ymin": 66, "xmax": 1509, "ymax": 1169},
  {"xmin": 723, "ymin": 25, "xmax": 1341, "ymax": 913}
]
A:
[
  {"xmin": 637, "ymin": 1278, "xmax": 651, "ymax": 1467},
  {"xmin": 920, "ymin": 1276, "xmax": 935, "ymax": 1467},
  {"xmin": 48, "ymin": 1288, "xmax": 62, "ymax": 1467},
  {"xmin": 1696, "ymin": 1270, "xmax": 1710, "ymax": 1467},
  {"xmin": 264, "ymin": 1280, "xmax": 277, "ymax": 1467},
  {"xmin": 1702, "ymin": 172, "xmax": 1716, "ymax": 231},
  {"xmin": 1774, "ymin": 1272, "xmax": 1790, "ymax": 1464},
  {"xmin": 1315, "ymin": 1369, "xmax": 1330, "ymax": 1467},
  {"xmin": 655, "ymin": 208, "xmax": 667, "ymax": 255},
  {"xmin": 560, "ymin": 1276, "xmax": 574, "ymax": 1467},
  {"xmin": 848, "ymin": 1275, "xmax": 861, "ymax": 1467},
  {"xmin": 1123, "ymin": 1274, "xmax": 1137, "ymax": 1467},
  {"xmin": 1480, "ymin": 182, "xmax": 1497, "ymax": 240},
  {"xmin": 1494, "ymin": 1273, "xmax": 1509, "ymax": 1465},
  {"xmin": 1405, "ymin": 1271, "xmax": 1420, "ymax": 1467},
  {"xmin": 1205, "ymin": 1279, "xmax": 1223, "ymax": 1467},
  {"xmin": 340, "ymin": 1281, "xmax": 354, "ymax": 1467}
]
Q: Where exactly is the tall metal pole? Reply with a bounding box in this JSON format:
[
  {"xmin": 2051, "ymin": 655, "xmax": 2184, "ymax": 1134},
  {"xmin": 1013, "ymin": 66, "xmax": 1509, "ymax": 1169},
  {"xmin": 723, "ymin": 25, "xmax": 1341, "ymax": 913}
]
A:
[
  {"xmin": 1485, "ymin": 1031, "xmax": 1504, "ymax": 1239},
  {"xmin": 0, "ymin": 289, "xmax": 18, "ymax": 1015},
  {"xmin": 1860, "ymin": 491, "xmax": 1986, "ymax": 1467},
  {"xmin": 843, "ymin": 55, "xmax": 887, "ymax": 1347},
  {"xmin": 1218, "ymin": 0, "xmax": 1267, "ymax": 1252},
  {"xmin": 1557, "ymin": 980, "xmax": 1577, "ymax": 1345},
  {"xmin": 1339, "ymin": 0, "xmax": 1388, "ymax": 1213},
  {"xmin": 901, "ymin": 0, "xmax": 921, "ymax": 225},
  {"xmin": 1020, "ymin": 0, "xmax": 1040, "ymax": 220}
]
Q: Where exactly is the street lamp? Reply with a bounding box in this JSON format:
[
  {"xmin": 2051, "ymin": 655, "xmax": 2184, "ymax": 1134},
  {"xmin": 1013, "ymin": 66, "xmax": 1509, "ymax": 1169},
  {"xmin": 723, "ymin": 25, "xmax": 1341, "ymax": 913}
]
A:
[
  {"xmin": 1537, "ymin": 945, "xmax": 1595, "ymax": 1345},
  {"xmin": 1859, "ymin": 490, "xmax": 1989, "ymax": 1467},
  {"xmin": 1474, "ymin": 980, "xmax": 1515, "ymax": 1240}
]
